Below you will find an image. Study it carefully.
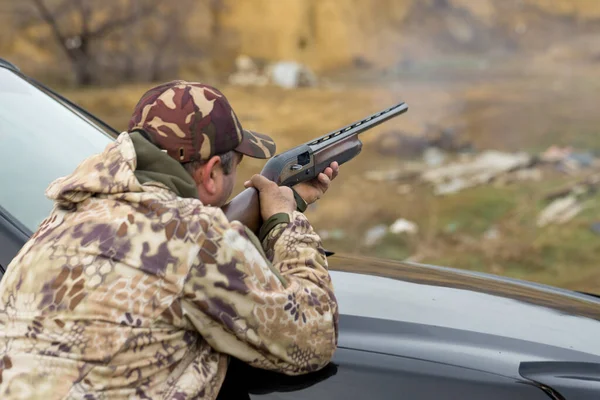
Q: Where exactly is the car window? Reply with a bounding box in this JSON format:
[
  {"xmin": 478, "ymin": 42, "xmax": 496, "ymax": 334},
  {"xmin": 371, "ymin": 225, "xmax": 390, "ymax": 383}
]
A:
[
  {"xmin": 0, "ymin": 68, "xmax": 113, "ymax": 232},
  {"xmin": 218, "ymin": 349, "xmax": 550, "ymax": 400}
]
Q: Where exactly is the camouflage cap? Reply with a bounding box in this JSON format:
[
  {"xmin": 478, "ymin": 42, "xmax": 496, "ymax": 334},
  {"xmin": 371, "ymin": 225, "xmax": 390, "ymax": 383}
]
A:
[{"xmin": 127, "ymin": 80, "xmax": 276, "ymax": 163}]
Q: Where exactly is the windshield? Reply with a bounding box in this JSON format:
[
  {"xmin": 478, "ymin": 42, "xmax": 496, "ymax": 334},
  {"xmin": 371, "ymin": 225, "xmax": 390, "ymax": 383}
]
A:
[{"xmin": 0, "ymin": 68, "xmax": 113, "ymax": 232}]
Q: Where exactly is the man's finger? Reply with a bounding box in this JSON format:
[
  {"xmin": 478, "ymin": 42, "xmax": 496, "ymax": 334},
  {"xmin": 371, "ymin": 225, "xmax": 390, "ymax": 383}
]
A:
[
  {"xmin": 323, "ymin": 167, "xmax": 333, "ymax": 180},
  {"xmin": 318, "ymin": 172, "xmax": 331, "ymax": 187},
  {"xmin": 248, "ymin": 174, "xmax": 275, "ymax": 192},
  {"xmin": 331, "ymin": 162, "xmax": 339, "ymax": 180}
]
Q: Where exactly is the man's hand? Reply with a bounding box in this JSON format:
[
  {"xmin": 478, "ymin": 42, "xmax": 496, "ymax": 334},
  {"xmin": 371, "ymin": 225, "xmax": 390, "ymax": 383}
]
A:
[
  {"xmin": 293, "ymin": 162, "xmax": 340, "ymax": 205},
  {"xmin": 244, "ymin": 175, "xmax": 296, "ymax": 220}
]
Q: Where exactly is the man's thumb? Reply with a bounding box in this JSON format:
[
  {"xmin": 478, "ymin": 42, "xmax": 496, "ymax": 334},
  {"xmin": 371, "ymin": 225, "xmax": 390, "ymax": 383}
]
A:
[{"xmin": 248, "ymin": 174, "xmax": 272, "ymax": 192}]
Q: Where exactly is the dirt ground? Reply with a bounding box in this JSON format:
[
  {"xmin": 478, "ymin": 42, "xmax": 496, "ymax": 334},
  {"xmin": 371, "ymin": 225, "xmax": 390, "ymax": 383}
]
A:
[{"xmin": 60, "ymin": 52, "xmax": 600, "ymax": 293}]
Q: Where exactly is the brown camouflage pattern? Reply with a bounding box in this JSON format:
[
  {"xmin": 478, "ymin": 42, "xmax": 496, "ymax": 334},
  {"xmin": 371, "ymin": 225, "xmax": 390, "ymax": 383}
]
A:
[
  {"xmin": 128, "ymin": 80, "xmax": 276, "ymax": 162},
  {"xmin": 0, "ymin": 133, "xmax": 338, "ymax": 399}
]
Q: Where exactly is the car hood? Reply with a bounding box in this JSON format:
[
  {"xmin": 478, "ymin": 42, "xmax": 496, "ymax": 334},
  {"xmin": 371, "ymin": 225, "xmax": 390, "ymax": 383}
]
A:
[
  {"xmin": 327, "ymin": 253, "xmax": 600, "ymax": 378},
  {"xmin": 327, "ymin": 252, "xmax": 600, "ymax": 323}
]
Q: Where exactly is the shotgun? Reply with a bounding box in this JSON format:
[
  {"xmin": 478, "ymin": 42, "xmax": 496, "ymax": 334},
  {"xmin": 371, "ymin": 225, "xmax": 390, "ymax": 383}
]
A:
[{"xmin": 222, "ymin": 101, "xmax": 409, "ymax": 233}]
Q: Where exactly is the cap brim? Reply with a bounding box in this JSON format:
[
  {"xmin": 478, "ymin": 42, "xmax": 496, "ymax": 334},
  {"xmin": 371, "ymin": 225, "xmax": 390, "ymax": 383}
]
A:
[{"xmin": 234, "ymin": 129, "xmax": 277, "ymax": 159}]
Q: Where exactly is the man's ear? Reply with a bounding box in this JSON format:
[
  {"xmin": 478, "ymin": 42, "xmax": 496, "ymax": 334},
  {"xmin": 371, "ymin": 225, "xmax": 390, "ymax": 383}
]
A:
[{"xmin": 193, "ymin": 155, "xmax": 222, "ymax": 195}]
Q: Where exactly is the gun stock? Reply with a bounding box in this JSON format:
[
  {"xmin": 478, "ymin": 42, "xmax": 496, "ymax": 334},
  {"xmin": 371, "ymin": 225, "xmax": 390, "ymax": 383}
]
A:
[
  {"xmin": 222, "ymin": 102, "xmax": 408, "ymax": 234},
  {"xmin": 221, "ymin": 188, "xmax": 261, "ymax": 233}
]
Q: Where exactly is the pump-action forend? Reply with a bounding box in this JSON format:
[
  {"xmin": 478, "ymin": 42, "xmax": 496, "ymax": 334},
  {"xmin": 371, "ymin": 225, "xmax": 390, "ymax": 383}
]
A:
[{"xmin": 222, "ymin": 101, "xmax": 409, "ymax": 232}]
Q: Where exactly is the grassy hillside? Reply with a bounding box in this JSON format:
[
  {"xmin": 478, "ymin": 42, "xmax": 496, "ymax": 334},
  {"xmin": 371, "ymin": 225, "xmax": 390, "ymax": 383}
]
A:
[{"xmin": 58, "ymin": 58, "xmax": 600, "ymax": 292}]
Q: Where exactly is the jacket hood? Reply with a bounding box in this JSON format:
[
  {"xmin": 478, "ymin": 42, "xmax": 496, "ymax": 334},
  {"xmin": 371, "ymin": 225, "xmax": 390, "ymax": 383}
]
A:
[
  {"xmin": 46, "ymin": 133, "xmax": 144, "ymax": 206},
  {"xmin": 46, "ymin": 131, "xmax": 200, "ymax": 207}
]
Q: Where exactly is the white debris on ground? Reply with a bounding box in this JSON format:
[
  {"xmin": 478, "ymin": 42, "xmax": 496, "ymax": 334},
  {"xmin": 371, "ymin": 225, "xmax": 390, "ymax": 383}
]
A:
[
  {"xmin": 537, "ymin": 195, "xmax": 585, "ymax": 227},
  {"xmin": 535, "ymin": 171, "xmax": 600, "ymax": 226},
  {"xmin": 268, "ymin": 61, "xmax": 317, "ymax": 89},
  {"xmin": 228, "ymin": 55, "xmax": 317, "ymax": 89},
  {"xmin": 360, "ymin": 135, "xmax": 600, "ymax": 238},
  {"xmin": 483, "ymin": 226, "xmax": 500, "ymax": 240},
  {"xmin": 389, "ymin": 218, "xmax": 419, "ymax": 235},
  {"xmin": 421, "ymin": 150, "xmax": 532, "ymax": 195},
  {"xmin": 364, "ymin": 225, "xmax": 388, "ymax": 247},
  {"xmin": 422, "ymin": 147, "xmax": 447, "ymax": 167},
  {"xmin": 361, "ymin": 219, "xmax": 419, "ymax": 247},
  {"xmin": 228, "ymin": 55, "xmax": 269, "ymax": 86}
]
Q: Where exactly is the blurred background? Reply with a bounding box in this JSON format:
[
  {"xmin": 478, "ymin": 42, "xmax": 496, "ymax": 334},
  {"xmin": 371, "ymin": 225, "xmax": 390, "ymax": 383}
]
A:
[{"xmin": 2, "ymin": 0, "xmax": 600, "ymax": 291}]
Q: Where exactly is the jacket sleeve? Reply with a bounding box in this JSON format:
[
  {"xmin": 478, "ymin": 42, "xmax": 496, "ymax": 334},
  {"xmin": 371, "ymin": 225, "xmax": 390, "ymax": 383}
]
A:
[{"xmin": 181, "ymin": 209, "xmax": 339, "ymax": 375}]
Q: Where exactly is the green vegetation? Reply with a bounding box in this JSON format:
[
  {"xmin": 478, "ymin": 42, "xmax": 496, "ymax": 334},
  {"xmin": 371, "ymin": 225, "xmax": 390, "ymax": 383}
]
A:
[{"xmin": 331, "ymin": 176, "xmax": 600, "ymax": 292}]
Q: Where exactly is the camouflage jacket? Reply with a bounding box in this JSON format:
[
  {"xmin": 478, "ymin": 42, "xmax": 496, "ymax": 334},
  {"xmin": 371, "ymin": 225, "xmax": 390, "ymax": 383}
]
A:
[{"xmin": 0, "ymin": 132, "xmax": 339, "ymax": 399}]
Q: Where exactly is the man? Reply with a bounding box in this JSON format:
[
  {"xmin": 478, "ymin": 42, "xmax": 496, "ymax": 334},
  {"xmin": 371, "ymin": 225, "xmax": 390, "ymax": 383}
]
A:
[{"xmin": 0, "ymin": 81, "xmax": 340, "ymax": 399}]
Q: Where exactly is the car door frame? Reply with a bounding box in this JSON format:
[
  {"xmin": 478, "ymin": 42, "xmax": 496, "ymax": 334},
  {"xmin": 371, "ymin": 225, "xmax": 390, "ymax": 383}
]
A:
[
  {"xmin": 0, "ymin": 62, "xmax": 118, "ymax": 278},
  {"xmin": 0, "ymin": 204, "xmax": 31, "ymax": 277}
]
